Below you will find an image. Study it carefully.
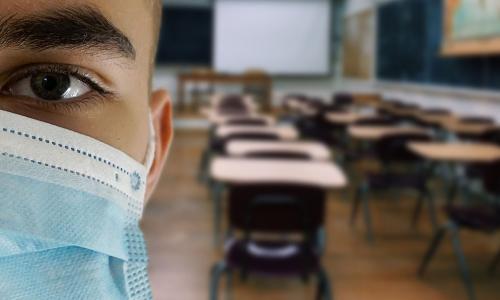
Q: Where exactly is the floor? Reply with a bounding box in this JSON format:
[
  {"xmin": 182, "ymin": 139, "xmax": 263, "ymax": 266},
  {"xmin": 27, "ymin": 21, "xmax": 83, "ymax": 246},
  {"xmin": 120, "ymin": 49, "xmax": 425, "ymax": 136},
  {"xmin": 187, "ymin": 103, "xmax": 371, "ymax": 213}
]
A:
[{"xmin": 143, "ymin": 130, "xmax": 500, "ymax": 300}]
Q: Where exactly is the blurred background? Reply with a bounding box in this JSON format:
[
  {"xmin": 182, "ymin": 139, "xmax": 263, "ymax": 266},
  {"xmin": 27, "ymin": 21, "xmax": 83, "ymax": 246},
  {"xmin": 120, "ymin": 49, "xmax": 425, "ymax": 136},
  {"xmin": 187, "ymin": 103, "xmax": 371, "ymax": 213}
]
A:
[{"xmin": 144, "ymin": 0, "xmax": 500, "ymax": 299}]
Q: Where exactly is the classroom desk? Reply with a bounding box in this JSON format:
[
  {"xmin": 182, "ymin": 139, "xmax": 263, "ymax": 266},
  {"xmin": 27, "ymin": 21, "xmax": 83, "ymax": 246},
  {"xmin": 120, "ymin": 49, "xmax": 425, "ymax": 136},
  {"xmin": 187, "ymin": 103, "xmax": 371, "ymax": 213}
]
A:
[
  {"xmin": 200, "ymin": 107, "xmax": 253, "ymax": 119},
  {"xmin": 284, "ymin": 98, "xmax": 303, "ymax": 111},
  {"xmin": 285, "ymin": 99, "xmax": 319, "ymax": 116},
  {"xmin": 216, "ymin": 125, "xmax": 299, "ymax": 140},
  {"xmin": 209, "ymin": 94, "xmax": 261, "ymax": 112},
  {"xmin": 409, "ymin": 142, "xmax": 500, "ymax": 164},
  {"xmin": 413, "ymin": 112, "xmax": 455, "ymax": 126},
  {"xmin": 226, "ymin": 140, "xmax": 331, "ymax": 160},
  {"xmin": 407, "ymin": 109, "xmax": 497, "ymax": 136},
  {"xmin": 209, "ymin": 157, "xmax": 347, "ymax": 244},
  {"xmin": 351, "ymin": 93, "xmax": 381, "ymax": 106},
  {"xmin": 211, "ymin": 157, "xmax": 347, "ymax": 187},
  {"xmin": 209, "ymin": 114, "xmax": 275, "ymax": 126},
  {"xmin": 378, "ymin": 102, "xmax": 421, "ymax": 117},
  {"xmin": 177, "ymin": 72, "xmax": 272, "ymax": 112},
  {"xmin": 388, "ymin": 107, "xmax": 421, "ymax": 118},
  {"xmin": 409, "ymin": 142, "xmax": 500, "ymax": 205},
  {"xmin": 440, "ymin": 119, "xmax": 497, "ymax": 137},
  {"xmin": 325, "ymin": 112, "xmax": 378, "ymax": 125},
  {"xmin": 348, "ymin": 126, "xmax": 429, "ymax": 141},
  {"xmin": 296, "ymin": 103, "xmax": 319, "ymax": 116}
]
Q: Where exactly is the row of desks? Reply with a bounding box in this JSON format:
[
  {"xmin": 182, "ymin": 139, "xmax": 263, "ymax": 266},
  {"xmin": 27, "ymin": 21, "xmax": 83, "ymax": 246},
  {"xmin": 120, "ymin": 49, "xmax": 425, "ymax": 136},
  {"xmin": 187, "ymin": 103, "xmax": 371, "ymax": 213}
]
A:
[
  {"xmin": 377, "ymin": 101, "xmax": 498, "ymax": 136},
  {"xmin": 206, "ymin": 96, "xmax": 500, "ymax": 246},
  {"xmin": 216, "ymin": 124, "xmax": 500, "ymax": 163},
  {"xmin": 178, "ymin": 73, "xmax": 273, "ymax": 112}
]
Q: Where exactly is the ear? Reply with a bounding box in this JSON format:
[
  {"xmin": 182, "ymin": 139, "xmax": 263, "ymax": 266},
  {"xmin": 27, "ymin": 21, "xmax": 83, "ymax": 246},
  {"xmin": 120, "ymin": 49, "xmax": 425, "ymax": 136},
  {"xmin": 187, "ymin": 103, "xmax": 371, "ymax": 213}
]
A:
[{"xmin": 145, "ymin": 89, "xmax": 173, "ymax": 202}]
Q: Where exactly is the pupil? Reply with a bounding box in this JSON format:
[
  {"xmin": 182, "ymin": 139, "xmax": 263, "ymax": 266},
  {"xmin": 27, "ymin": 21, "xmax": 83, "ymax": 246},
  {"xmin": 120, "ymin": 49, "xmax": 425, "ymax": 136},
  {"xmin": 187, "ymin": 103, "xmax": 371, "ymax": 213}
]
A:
[
  {"xmin": 41, "ymin": 76, "xmax": 59, "ymax": 91},
  {"xmin": 31, "ymin": 73, "xmax": 71, "ymax": 101}
]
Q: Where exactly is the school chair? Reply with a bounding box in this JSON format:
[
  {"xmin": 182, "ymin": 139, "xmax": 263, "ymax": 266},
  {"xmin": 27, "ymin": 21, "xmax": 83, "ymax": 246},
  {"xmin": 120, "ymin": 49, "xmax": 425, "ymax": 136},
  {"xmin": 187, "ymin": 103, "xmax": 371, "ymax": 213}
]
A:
[
  {"xmin": 210, "ymin": 184, "xmax": 333, "ymax": 300},
  {"xmin": 350, "ymin": 133, "xmax": 438, "ymax": 242},
  {"xmin": 418, "ymin": 160, "xmax": 500, "ymax": 300}
]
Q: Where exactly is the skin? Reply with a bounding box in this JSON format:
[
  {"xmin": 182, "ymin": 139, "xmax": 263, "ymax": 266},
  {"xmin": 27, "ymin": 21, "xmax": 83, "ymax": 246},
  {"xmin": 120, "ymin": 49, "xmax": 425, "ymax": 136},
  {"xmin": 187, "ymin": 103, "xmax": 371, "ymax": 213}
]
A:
[{"xmin": 0, "ymin": 0, "xmax": 172, "ymax": 201}]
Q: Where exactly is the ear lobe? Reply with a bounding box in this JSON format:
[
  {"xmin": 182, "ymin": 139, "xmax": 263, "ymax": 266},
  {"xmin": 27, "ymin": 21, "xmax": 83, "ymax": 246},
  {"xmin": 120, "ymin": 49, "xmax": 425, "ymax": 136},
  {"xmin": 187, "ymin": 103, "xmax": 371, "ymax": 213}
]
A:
[{"xmin": 145, "ymin": 89, "xmax": 173, "ymax": 202}]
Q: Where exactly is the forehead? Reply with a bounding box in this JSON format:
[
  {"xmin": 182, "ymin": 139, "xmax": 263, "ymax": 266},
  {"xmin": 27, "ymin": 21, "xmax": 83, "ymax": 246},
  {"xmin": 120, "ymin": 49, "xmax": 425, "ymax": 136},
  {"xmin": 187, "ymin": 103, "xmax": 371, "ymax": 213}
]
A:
[{"xmin": 0, "ymin": 0, "xmax": 154, "ymax": 63}]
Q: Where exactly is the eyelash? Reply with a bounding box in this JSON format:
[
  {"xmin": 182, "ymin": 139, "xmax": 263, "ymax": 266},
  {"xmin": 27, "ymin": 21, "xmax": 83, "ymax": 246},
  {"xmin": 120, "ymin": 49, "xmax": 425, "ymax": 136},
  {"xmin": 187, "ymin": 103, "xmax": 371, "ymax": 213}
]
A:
[{"xmin": 1, "ymin": 64, "xmax": 115, "ymax": 112}]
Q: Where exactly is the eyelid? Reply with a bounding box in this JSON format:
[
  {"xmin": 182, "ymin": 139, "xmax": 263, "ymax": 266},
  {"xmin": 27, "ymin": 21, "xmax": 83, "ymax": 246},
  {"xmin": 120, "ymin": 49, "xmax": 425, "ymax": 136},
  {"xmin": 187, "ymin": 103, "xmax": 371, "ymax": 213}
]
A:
[
  {"xmin": 0, "ymin": 63, "xmax": 118, "ymax": 114},
  {"xmin": 1, "ymin": 63, "xmax": 113, "ymax": 97}
]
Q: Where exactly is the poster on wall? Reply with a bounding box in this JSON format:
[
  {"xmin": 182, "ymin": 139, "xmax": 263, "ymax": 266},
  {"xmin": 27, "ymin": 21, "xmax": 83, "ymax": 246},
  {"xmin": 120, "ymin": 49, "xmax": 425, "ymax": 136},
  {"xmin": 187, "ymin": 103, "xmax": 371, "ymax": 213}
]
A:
[{"xmin": 443, "ymin": 0, "xmax": 500, "ymax": 56}]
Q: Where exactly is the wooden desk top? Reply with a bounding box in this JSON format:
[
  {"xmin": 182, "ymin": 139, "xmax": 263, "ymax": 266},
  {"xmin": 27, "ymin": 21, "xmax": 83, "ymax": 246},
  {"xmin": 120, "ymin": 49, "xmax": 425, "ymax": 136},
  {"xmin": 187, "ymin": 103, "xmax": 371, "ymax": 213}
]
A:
[
  {"xmin": 351, "ymin": 93, "xmax": 381, "ymax": 104},
  {"xmin": 440, "ymin": 119, "xmax": 497, "ymax": 136},
  {"xmin": 348, "ymin": 126, "xmax": 428, "ymax": 141},
  {"xmin": 414, "ymin": 112, "xmax": 455, "ymax": 125},
  {"xmin": 216, "ymin": 125, "xmax": 299, "ymax": 140},
  {"xmin": 287, "ymin": 101, "xmax": 318, "ymax": 116},
  {"xmin": 325, "ymin": 112, "xmax": 377, "ymax": 125},
  {"xmin": 408, "ymin": 142, "xmax": 500, "ymax": 163},
  {"xmin": 202, "ymin": 109, "xmax": 253, "ymax": 120},
  {"xmin": 385, "ymin": 106, "xmax": 421, "ymax": 117},
  {"xmin": 226, "ymin": 141, "xmax": 331, "ymax": 160},
  {"xmin": 210, "ymin": 157, "xmax": 347, "ymax": 188},
  {"xmin": 300, "ymin": 106, "xmax": 319, "ymax": 116},
  {"xmin": 210, "ymin": 94, "xmax": 258, "ymax": 108},
  {"xmin": 377, "ymin": 101, "xmax": 419, "ymax": 113},
  {"xmin": 209, "ymin": 114, "xmax": 275, "ymax": 126}
]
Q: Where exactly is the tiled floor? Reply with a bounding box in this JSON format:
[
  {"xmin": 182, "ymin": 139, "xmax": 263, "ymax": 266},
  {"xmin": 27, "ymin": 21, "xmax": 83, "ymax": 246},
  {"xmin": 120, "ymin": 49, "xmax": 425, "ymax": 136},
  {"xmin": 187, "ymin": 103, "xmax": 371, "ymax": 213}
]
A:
[{"xmin": 143, "ymin": 130, "xmax": 500, "ymax": 300}]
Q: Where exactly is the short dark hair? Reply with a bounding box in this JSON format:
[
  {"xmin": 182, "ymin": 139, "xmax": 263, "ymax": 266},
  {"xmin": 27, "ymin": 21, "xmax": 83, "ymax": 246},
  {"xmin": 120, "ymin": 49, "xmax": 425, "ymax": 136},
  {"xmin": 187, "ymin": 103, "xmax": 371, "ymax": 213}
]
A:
[
  {"xmin": 152, "ymin": 0, "xmax": 162, "ymax": 56},
  {"xmin": 148, "ymin": 0, "xmax": 163, "ymax": 90}
]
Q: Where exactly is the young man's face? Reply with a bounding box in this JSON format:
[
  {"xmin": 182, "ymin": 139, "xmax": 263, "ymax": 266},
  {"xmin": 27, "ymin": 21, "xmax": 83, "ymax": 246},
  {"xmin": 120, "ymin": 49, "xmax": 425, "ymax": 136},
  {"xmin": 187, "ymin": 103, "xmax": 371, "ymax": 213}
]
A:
[{"xmin": 0, "ymin": 0, "xmax": 171, "ymax": 197}]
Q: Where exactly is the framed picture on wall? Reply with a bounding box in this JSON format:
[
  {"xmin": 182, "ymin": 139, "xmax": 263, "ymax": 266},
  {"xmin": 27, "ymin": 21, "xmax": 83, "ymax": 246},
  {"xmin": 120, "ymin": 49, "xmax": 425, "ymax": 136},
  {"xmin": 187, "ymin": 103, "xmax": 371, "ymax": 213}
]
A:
[{"xmin": 442, "ymin": 0, "xmax": 500, "ymax": 56}]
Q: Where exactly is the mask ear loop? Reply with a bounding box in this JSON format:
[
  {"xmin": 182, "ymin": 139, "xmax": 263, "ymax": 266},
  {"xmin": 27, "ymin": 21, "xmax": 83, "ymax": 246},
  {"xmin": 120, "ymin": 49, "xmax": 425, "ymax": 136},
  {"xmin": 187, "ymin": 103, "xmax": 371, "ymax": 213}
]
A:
[{"xmin": 143, "ymin": 112, "xmax": 156, "ymax": 173}]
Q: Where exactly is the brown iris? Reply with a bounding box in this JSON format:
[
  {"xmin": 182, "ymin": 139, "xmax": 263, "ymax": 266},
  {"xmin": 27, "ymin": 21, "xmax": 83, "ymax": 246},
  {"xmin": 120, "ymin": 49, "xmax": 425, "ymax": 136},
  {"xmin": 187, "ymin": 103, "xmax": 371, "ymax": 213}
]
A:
[{"xmin": 31, "ymin": 73, "xmax": 70, "ymax": 101}]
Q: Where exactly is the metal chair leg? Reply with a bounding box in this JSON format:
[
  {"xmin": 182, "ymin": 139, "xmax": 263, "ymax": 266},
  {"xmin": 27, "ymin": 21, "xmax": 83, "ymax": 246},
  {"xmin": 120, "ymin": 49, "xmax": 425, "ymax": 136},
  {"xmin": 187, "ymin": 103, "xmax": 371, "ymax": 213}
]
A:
[
  {"xmin": 449, "ymin": 223, "xmax": 476, "ymax": 300},
  {"xmin": 360, "ymin": 185, "xmax": 374, "ymax": 243},
  {"xmin": 198, "ymin": 148, "xmax": 211, "ymax": 184},
  {"xmin": 446, "ymin": 180, "xmax": 458, "ymax": 206},
  {"xmin": 350, "ymin": 184, "xmax": 363, "ymax": 226},
  {"xmin": 488, "ymin": 249, "xmax": 500, "ymax": 276},
  {"xmin": 316, "ymin": 268, "xmax": 333, "ymax": 300},
  {"xmin": 226, "ymin": 268, "xmax": 233, "ymax": 300},
  {"xmin": 212, "ymin": 182, "xmax": 224, "ymax": 246},
  {"xmin": 210, "ymin": 262, "xmax": 227, "ymax": 300},
  {"xmin": 316, "ymin": 227, "xmax": 327, "ymax": 256},
  {"xmin": 411, "ymin": 191, "xmax": 424, "ymax": 229},
  {"xmin": 424, "ymin": 190, "xmax": 438, "ymax": 231},
  {"xmin": 418, "ymin": 226, "xmax": 446, "ymax": 277}
]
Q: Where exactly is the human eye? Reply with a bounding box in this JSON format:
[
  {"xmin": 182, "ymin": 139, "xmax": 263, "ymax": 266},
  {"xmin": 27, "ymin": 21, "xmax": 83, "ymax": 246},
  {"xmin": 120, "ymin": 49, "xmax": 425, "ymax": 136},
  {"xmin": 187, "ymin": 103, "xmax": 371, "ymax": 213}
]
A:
[{"xmin": 0, "ymin": 64, "xmax": 114, "ymax": 110}]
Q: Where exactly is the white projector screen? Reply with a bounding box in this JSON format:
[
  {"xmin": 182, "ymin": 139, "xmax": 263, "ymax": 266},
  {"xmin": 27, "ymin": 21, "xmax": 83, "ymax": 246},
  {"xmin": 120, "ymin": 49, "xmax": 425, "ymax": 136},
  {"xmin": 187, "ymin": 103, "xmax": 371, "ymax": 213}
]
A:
[{"xmin": 214, "ymin": 0, "xmax": 331, "ymax": 76}]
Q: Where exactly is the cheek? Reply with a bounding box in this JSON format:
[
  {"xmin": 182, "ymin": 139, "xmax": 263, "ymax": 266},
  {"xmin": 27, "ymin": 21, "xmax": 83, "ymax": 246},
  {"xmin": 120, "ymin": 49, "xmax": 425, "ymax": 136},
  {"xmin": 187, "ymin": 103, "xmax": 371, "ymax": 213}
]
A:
[{"xmin": 81, "ymin": 103, "xmax": 151, "ymax": 163}]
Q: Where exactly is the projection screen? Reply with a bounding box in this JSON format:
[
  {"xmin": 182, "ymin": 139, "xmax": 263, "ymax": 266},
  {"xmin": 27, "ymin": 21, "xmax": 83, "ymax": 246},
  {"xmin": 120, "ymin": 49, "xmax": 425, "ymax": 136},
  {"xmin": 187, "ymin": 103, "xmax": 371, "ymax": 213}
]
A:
[{"xmin": 214, "ymin": 0, "xmax": 331, "ymax": 76}]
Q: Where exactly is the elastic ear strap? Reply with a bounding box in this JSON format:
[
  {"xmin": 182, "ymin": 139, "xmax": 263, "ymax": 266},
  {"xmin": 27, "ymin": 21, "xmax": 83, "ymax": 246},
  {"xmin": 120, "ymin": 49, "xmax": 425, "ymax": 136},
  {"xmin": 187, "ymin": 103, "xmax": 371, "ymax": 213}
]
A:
[{"xmin": 144, "ymin": 112, "xmax": 156, "ymax": 172}]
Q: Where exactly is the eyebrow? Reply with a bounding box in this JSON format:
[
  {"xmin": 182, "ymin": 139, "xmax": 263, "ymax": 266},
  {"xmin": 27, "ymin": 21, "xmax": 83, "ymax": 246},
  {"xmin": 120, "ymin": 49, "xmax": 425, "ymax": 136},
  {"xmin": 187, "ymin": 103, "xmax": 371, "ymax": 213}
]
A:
[{"xmin": 0, "ymin": 6, "xmax": 136, "ymax": 60}]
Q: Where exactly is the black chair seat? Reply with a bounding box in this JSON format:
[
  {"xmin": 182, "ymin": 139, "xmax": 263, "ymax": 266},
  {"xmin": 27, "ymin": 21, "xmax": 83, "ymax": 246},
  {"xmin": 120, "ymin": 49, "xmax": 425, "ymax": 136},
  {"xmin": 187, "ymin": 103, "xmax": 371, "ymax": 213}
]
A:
[
  {"xmin": 226, "ymin": 240, "xmax": 319, "ymax": 277},
  {"xmin": 367, "ymin": 173, "xmax": 425, "ymax": 190},
  {"xmin": 445, "ymin": 206, "xmax": 500, "ymax": 232}
]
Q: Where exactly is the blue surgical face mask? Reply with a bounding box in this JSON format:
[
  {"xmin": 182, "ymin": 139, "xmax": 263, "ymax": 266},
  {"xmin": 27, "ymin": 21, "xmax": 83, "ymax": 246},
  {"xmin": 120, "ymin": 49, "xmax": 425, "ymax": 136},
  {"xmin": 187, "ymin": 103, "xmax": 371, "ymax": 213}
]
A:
[{"xmin": 0, "ymin": 109, "xmax": 155, "ymax": 299}]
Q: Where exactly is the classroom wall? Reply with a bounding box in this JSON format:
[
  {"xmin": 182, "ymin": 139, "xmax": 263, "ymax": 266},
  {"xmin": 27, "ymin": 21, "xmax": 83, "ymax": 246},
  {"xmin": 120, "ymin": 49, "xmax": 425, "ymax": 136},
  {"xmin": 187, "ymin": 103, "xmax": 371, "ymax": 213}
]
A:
[
  {"xmin": 340, "ymin": 0, "xmax": 500, "ymax": 120},
  {"xmin": 154, "ymin": 0, "xmax": 346, "ymax": 107},
  {"xmin": 156, "ymin": 0, "xmax": 500, "ymax": 117}
]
